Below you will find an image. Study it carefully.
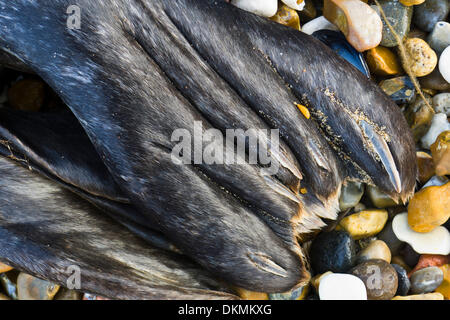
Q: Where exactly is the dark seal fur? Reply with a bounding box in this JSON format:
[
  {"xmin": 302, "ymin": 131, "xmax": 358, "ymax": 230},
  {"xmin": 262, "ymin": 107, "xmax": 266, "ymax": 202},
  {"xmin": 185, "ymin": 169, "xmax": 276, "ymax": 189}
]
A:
[{"xmin": 0, "ymin": 0, "xmax": 416, "ymax": 297}]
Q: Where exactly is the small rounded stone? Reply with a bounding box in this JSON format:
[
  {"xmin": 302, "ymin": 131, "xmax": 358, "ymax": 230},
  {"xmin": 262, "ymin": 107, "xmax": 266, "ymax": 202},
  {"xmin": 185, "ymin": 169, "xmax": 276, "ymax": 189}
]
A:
[
  {"xmin": 439, "ymin": 46, "xmax": 450, "ymax": 83},
  {"xmin": 401, "ymin": 243, "xmax": 421, "ymax": 269},
  {"xmin": 393, "ymin": 212, "xmax": 450, "ymax": 255},
  {"xmin": 392, "ymin": 256, "xmax": 412, "ymax": 273},
  {"xmin": 54, "ymin": 288, "xmax": 82, "ymax": 300},
  {"xmin": 301, "ymin": 16, "xmax": 339, "ymax": 35},
  {"xmin": 403, "ymin": 38, "xmax": 438, "ymax": 77},
  {"xmin": 432, "ymin": 93, "xmax": 450, "ymax": 116},
  {"xmin": 435, "ymin": 264, "xmax": 450, "ymax": 299},
  {"xmin": 391, "ymin": 263, "xmax": 411, "ymax": 296},
  {"xmin": 378, "ymin": 220, "xmax": 404, "ymax": 255},
  {"xmin": 367, "ymin": 185, "xmax": 398, "ymax": 208},
  {"xmin": 416, "ymin": 151, "xmax": 435, "ymax": 184},
  {"xmin": 431, "ymin": 131, "xmax": 450, "ymax": 176},
  {"xmin": 380, "ymin": 76, "xmax": 416, "ymax": 105},
  {"xmin": 392, "ymin": 292, "xmax": 444, "ymax": 300},
  {"xmin": 351, "ymin": 259, "xmax": 398, "ymax": 300},
  {"xmin": 270, "ymin": 4, "xmax": 301, "ymax": 30},
  {"xmin": 427, "ymin": 21, "xmax": 450, "ymax": 55},
  {"xmin": 399, "ymin": 0, "xmax": 424, "ymax": 5},
  {"xmin": 409, "ymin": 254, "xmax": 450, "ymax": 275},
  {"xmin": 338, "ymin": 209, "xmax": 388, "ymax": 240},
  {"xmin": 282, "ymin": 0, "xmax": 305, "ymax": 11},
  {"xmin": 311, "ymin": 271, "xmax": 333, "ymax": 291},
  {"xmin": 407, "ymin": 182, "xmax": 450, "ymax": 233},
  {"xmin": 231, "ymin": 0, "xmax": 278, "ymax": 17},
  {"xmin": 0, "ymin": 262, "xmax": 13, "ymax": 274},
  {"xmin": 367, "ymin": 46, "xmax": 402, "ymax": 76},
  {"xmin": 318, "ymin": 273, "xmax": 367, "ymax": 300},
  {"xmin": 17, "ymin": 273, "xmax": 60, "ymax": 300},
  {"xmin": 420, "ymin": 68, "xmax": 450, "ymax": 91},
  {"xmin": 310, "ymin": 230, "xmax": 357, "ymax": 274},
  {"xmin": 413, "ymin": 0, "xmax": 450, "ymax": 32},
  {"xmin": 372, "ymin": 0, "xmax": 413, "ymax": 47},
  {"xmin": 269, "ymin": 285, "xmax": 309, "ymax": 300},
  {"xmin": 356, "ymin": 240, "xmax": 392, "ymax": 264},
  {"xmin": 421, "ymin": 113, "xmax": 450, "ymax": 150},
  {"xmin": 410, "ymin": 266, "xmax": 444, "ymax": 294},
  {"xmin": 339, "ymin": 180, "xmax": 364, "ymax": 211},
  {"xmin": 235, "ymin": 287, "xmax": 269, "ymax": 300},
  {"xmin": 323, "ymin": 0, "xmax": 382, "ymax": 52}
]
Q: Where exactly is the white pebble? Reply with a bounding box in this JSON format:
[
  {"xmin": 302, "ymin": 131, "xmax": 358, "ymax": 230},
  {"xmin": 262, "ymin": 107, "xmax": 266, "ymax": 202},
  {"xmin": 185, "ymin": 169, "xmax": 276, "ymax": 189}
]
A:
[
  {"xmin": 392, "ymin": 212, "xmax": 450, "ymax": 255},
  {"xmin": 301, "ymin": 16, "xmax": 339, "ymax": 35},
  {"xmin": 439, "ymin": 46, "xmax": 450, "ymax": 83},
  {"xmin": 433, "ymin": 93, "xmax": 450, "ymax": 116},
  {"xmin": 420, "ymin": 113, "xmax": 450, "ymax": 150},
  {"xmin": 231, "ymin": 0, "xmax": 278, "ymax": 17},
  {"xmin": 282, "ymin": 0, "xmax": 305, "ymax": 11},
  {"xmin": 319, "ymin": 273, "xmax": 368, "ymax": 300}
]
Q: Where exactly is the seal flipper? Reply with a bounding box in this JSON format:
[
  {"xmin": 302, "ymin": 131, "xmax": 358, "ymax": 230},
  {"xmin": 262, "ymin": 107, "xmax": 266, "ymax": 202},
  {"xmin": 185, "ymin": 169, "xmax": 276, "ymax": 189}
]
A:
[
  {"xmin": 0, "ymin": 0, "xmax": 308, "ymax": 292},
  {"xmin": 0, "ymin": 156, "xmax": 236, "ymax": 300}
]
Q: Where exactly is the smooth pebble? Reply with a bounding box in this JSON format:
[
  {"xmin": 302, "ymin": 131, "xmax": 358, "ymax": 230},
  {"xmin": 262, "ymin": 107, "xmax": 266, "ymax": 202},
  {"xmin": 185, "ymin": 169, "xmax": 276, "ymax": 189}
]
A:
[
  {"xmin": 318, "ymin": 273, "xmax": 367, "ymax": 300},
  {"xmin": 392, "ymin": 212, "xmax": 450, "ymax": 255},
  {"xmin": 410, "ymin": 266, "xmax": 444, "ymax": 294}
]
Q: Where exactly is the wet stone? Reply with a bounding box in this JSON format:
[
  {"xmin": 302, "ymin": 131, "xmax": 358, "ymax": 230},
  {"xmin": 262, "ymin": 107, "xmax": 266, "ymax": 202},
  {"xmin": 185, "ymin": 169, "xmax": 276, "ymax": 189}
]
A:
[
  {"xmin": 431, "ymin": 132, "xmax": 450, "ymax": 176},
  {"xmin": 298, "ymin": 0, "xmax": 317, "ymax": 21},
  {"xmin": 416, "ymin": 151, "xmax": 435, "ymax": 184},
  {"xmin": 338, "ymin": 209, "xmax": 388, "ymax": 240},
  {"xmin": 410, "ymin": 266, "xmax": 444, "ymax": 294},
  {"xmin": 379, "ymin": 76, "xmax": 416, "ymax": 105},
  {"xmin": 419, "ymin": 67, "xmax": 450, "ymax": 91},
  {"xmin": 432, "ymin": 93, "xmax": 450, "ymax": 116},
  {"xmin": 409, "ymin": 254, "xmax": 450, "ymax": 275},
  {"xmin": 323, "ymin": 0, "xmax": 382, "ymax": 52},
  {"xmin": 270, "ymin": 4, "xmax": 301, "ymax": 30},
  {"xmin": 310, "ymin": 230, "xmax": 357, "ymax": 274},
  {"xmin": 235, "ymin": 287, "xmax": 269, "ymax": 300},
  {"xmin": 351, "ymin": 259, "xmax": 398, "ymax": 300},
  {"xmin": 312, "ymin": 30, "xmax": 370, "ymax": 77},
  {"xmin": 367, "ymin": 46, "xmax": 402, "ymax": 76},
  {"xmin": 392, "ymin": 292, "xmax": 444, "ymax": 300},
  {"xmin": 391, "ymin": 263, "xmax": 411, "ymax": 296},
  {"xmin": 372, "ymin": 0, "xmax": 413, "ymax": 47},
  {"xmin": 230, "ymin": 0, "xmax": 278, "ymax": 17},
  {"xmin": 435, "ymin": 264, "xmax": 450, "ymax": 299},
  {"xmin": 393, "ymin": 212, "xmax": 450, "ymax": 255},
  {"xmin": 421, "ymin": 113, "xmax": 450, "ymax": 150},
  {"xmin": 0, "ymin": 262, "xmax": 13, "ymax": 274},
  {"xmin": 301, "ymin": 16, "xmax": 339, "ymax": 34},
  {"xmin": 413, "ymin": 0, "xmax": 450, "ymax": 32},
  {"xmin": 403, "ymin": 38, "xmax": 438, "ymax": 77},
  {"xmin": 318, "ymin": 273, "xmax": 367, "ymax": 300},
  {"xmin": 377, "ymin": 220, "xmax": 404, "ymax": 255},
  {"xmin": 0, "ymin": 273, "xmax": 17, "ymax": 300},
  {"xmin": 339, "ymin": 180, "xmax": 365, "ymax": 211},
  {"xmin": 269, "ymin": 285, "xmax": 308, "ymax": 300},
  {"xmin": 356, "ymin": 240, "xmax": 392, "ymax": 264},
  {"xmin": 399, "ymin": 0, "xmax": 424, "ymax": 5},
  {"xmin": 282, "ymin": 0, "xmax": 306, "ymax": 11},
  {"xmin": 407, "ymin": 182, "xmax": 450, "ymax": 232},
  {"xmin": 405, "ymin": 94, "xmax": 434, "ymax": 142},
  {"xmin": 17, "ymin": 273, "xmax": 60, "ymax": 300},
  {"xmin": 367, "ymin": 185, "xmax": 398, "ymax": 208},
  {"xmin": 427, "ymin": 21, "xmax": 450, "ymax": 55},
  {"xmin": 439, "ymin": 46, "xmax": 450, "ymax": 83}
]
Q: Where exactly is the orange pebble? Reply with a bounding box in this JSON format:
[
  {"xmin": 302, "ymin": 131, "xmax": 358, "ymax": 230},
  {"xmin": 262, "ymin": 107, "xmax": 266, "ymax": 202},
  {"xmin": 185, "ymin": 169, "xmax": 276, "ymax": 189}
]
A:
[
  {"xmin": 0, "ymin": 262, "xmax": 13, "ymax": 273},
  {"xmin": 408, "ymin": 254, "xmax": 450, "ymax": 277}
]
